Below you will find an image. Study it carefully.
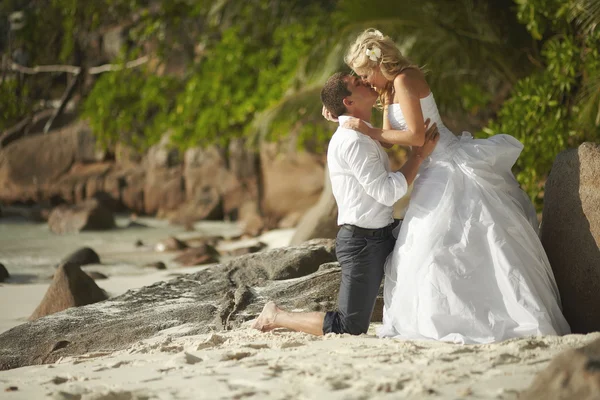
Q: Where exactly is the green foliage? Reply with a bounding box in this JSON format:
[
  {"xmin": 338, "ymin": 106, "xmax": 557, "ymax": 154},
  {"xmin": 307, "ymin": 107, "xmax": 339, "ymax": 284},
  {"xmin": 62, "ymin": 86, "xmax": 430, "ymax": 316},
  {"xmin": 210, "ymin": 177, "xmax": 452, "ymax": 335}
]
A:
[
  {"xmin": 168, "ymin": 8, "xmax": 331, "ymax": 149},
  {"xmin": 483, "ymin": 30, "xmax": 598, "ymax": 207},
  {"xmin": 83, "ymin": 67, "xmax": 180, "ymax": 151}
]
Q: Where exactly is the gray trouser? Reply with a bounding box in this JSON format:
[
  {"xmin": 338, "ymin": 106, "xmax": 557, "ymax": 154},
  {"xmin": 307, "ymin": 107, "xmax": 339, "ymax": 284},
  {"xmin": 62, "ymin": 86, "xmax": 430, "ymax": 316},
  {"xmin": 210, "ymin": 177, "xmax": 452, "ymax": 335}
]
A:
[{"xmin": 322, "ymin": 222, "xmax": 397, "ymax": 335}]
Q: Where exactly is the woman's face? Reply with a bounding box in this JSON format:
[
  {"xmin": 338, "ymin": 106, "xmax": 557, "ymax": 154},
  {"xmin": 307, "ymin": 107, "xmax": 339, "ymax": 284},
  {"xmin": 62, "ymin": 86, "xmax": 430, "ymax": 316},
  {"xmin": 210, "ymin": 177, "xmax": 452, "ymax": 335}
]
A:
[{"xmin": 357, "ymin": 66, "xmax": 387, "ymax": 90}]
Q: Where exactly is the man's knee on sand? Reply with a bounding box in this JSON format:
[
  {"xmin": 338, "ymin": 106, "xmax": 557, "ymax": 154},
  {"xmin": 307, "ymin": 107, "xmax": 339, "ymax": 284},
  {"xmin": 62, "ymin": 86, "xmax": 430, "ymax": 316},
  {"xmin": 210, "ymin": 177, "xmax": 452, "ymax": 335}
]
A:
[{"xmin": 324, "ymin": 311, "xmax": 370, "ymax": 335}]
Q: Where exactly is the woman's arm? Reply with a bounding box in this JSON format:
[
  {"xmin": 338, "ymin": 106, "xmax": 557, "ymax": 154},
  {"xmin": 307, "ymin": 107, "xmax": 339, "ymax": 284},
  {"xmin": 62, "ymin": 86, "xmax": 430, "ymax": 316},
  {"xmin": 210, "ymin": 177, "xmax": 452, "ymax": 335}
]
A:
[{"xmin": 345, "ymin": 73, "xmax": 429, "ymax": 146}]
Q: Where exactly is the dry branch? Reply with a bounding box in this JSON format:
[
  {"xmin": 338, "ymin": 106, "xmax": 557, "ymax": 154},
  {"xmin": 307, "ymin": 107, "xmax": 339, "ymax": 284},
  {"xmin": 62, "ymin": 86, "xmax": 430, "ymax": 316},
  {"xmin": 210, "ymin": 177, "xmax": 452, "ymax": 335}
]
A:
[{"xmin": 6, "ymin": 56, "xmax": 149, "ymax": 76}]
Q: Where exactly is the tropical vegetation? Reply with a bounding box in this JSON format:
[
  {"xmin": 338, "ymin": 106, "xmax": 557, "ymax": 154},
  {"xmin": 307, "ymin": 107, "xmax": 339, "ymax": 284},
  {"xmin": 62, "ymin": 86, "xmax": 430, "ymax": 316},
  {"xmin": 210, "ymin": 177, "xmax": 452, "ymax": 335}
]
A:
[{"xmin": 0, "ymin": 0, "xmax": 598, "ymax": 207}]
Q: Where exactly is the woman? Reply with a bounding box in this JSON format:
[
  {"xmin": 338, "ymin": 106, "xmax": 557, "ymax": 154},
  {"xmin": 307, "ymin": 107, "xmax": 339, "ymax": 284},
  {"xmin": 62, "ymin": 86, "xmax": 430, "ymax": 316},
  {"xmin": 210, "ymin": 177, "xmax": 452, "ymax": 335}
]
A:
[{"xmin": 335, "ymin": 29, "xmax": 570, "ymax": 343}]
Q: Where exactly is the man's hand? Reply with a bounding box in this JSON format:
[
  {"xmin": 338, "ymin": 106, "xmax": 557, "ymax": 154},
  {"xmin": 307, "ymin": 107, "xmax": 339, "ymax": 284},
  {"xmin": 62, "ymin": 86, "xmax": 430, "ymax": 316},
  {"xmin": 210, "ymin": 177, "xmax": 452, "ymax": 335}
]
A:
[
  {"xmin": 413, "ymin": 120, "xmax": 439, "ymax": 159},
  {"xmin": 322, "ymin": 106, "xmax": 338, "ymax": 122}
]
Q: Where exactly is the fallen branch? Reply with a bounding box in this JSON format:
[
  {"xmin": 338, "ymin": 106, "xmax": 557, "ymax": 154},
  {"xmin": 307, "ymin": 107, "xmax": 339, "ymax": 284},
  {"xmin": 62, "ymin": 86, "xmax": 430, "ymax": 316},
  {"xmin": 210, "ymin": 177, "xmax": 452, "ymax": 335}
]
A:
[{"xmin": 6, "ymin": 56, "xmax": 149, "ymax": 76}]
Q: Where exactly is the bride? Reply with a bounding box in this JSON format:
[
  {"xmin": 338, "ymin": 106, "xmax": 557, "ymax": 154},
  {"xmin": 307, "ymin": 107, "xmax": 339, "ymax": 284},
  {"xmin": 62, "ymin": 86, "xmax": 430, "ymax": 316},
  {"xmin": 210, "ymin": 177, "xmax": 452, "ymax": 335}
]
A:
[{"xmin": 336, "ymin": 29, "xmax": 570, "ymax": 343}]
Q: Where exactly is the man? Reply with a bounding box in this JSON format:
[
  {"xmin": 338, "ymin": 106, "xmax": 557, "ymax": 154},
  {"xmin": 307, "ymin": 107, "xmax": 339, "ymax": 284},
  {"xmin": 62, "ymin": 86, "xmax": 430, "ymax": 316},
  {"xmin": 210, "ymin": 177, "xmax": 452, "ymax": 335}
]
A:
[{"xmin": 252, "ymin": 72, "xmax": 439, "ymax": 336}]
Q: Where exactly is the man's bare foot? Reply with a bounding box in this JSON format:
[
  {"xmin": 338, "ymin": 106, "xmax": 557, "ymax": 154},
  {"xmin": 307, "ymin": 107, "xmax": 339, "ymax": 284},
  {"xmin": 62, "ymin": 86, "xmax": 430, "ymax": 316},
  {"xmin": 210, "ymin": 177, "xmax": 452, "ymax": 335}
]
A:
[{"xmin": 252, "ymin": 301, "xmax": 281, "ymax": 332}]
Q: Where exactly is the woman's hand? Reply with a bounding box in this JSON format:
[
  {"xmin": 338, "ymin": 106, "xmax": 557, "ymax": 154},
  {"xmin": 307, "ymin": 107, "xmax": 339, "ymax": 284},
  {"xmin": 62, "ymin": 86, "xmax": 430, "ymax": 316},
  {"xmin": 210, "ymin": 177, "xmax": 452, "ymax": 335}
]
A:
[
  {"xmin": 322, "ymin": 106, "xmax": 338, "ymax": 122},
  {"xmin": 342, "ymin": 117, "xmax": 373, "ymax": 136},
  {"xmin": 413, "ymin": 121, "xmax": 439, "ymax": 158}
]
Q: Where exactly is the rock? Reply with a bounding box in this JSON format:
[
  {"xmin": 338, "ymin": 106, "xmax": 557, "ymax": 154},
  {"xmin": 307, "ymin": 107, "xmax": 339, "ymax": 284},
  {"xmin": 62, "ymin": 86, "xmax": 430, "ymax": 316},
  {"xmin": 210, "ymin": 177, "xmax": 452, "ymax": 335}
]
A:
[
  {"xmin": 86, "ymin": 271, "xmax": 108, "ymax": 280},
  {"xmin": 260, "ymin": 142, "xmax": 324, "ymax": 222},
  {"xmin": 318, "ymin": 262, "xmax": 340, "ymax": 271},
  {"xmin": 220, "ymin": 242, "xmax": 267, "ymax": 257},
  {"xmin": 173, "ymin": 244, "xmax": 220, "ymax": 266},
  {"xmin": 0, "ymin": 241, "xmax": 339, "ymax": 370},
  {"xmin": 520, "ymin": 337, "xmax": 600, "ymax": 400},
  {"xmin": 540, "ymin": 143, "xmax": 600, "ymax": 333},
  {"xmin": 48, "ymin": 199, "xmax": 115, "ymax": 234},
  {"xmin": 169, "ymin": 186, "xmax": 223, "ymax": 225},
  {"xmin": 61, "ymin": 247, "xmax": 100, "ymax": 267},
  {"xmin": 0, "ymin": 263, "xmax": 9, "ymax": 282},
  {"xmin": 223, "ymin": 238, "xmax": 336, "ymax": 281},
  {"xmin": 0, "ymin": 120, "xmax": 104, "ymax": 205},
  {"xmin": 29, "ymin": 262, "xmax": 108, "ymax": 321},
  {"xmin": 143, "ymin": 134, "xmax": 185, "ymax": 215},
  {"xmin": 155, "ymin": 237, "xmax": 188, "ymax": 252},
  {"xmin": 144, "ymin": 262, "xmax": 166, "ymax": 270},
  {"xmin": 239, "ymin": 201, "xmax": 264, "ymax": 237},
  {"xmin": 278, "ymin": 211, "xmax": 304, "ymax": 229},
  {"xmin": 290, "ymin": 169, "xmax": 339, "ymax": 245}
]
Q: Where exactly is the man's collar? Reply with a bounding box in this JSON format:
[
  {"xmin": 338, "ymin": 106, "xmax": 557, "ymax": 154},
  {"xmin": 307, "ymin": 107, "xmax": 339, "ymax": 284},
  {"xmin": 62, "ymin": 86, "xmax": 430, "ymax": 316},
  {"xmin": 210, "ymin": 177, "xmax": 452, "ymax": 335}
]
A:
[{"xmin": 338, "ymin": 115, "xmax": 374, "ymax": 128}]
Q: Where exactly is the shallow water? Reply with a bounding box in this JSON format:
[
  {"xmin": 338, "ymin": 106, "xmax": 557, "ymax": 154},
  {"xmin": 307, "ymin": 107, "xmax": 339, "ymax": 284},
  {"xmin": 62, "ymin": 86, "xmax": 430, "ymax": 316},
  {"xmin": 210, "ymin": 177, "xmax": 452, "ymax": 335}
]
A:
[{"xmin": 0, "ymin": 213, "xmax": 244, "ymax": 284}]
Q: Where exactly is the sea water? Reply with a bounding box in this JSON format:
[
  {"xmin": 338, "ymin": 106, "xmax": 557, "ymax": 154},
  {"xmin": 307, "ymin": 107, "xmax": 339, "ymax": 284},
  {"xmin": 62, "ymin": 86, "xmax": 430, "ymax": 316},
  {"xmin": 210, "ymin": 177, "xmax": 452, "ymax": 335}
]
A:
[{"xmin": 0, "ymin": 212, "xmax": 244, "ymax": 284}]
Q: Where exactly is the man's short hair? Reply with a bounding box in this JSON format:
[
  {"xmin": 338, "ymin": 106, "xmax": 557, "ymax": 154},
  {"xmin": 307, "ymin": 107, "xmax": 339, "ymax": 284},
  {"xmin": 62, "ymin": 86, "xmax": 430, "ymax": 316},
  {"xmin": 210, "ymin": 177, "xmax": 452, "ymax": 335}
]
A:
[{"xmin": 320, "ymin": 72, "xmax": 351, "ymax": 119}]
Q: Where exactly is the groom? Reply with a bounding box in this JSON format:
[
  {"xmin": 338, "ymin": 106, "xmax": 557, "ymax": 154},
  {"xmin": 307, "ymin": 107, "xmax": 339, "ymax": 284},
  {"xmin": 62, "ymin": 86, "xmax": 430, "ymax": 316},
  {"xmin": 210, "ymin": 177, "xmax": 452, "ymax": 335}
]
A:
[{"xmin": 252, "ymin": 72, "xmax": 439, "ymax": 336}]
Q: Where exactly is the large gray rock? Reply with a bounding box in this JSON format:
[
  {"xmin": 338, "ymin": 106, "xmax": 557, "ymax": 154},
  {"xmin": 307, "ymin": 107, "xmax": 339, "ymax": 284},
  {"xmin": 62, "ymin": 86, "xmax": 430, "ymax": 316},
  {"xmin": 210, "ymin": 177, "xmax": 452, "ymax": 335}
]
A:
[
  {"xmin": 520, "ymin": 337, "xmax": 600, "ymax": 400},
  {"xmin": 0, "ymin": 240, "xmax": 337, "ymax": 371},
  {"xmin": 540, "ymin": 143, "xmax": 600, "ymax": 333},
  {"xmin": 291, "ymin": 169, "xmax": 338, "ymax": 245}
]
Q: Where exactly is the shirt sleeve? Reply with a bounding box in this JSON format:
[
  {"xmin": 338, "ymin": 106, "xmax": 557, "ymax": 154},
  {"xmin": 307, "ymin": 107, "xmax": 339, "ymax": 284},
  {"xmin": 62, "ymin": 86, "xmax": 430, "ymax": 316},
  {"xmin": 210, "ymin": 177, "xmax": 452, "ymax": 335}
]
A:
[{"xmin": 343, "ymin": 137, "xmax": 408, "ymax": 207}]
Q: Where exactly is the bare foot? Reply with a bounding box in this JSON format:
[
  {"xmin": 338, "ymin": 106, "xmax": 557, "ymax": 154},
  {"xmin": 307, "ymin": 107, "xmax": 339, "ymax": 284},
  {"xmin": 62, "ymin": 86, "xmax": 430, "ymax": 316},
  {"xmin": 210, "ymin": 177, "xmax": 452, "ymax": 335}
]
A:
[{"xmin": 252, "ymin": 301, "xmax": 281, "ymax": 332}]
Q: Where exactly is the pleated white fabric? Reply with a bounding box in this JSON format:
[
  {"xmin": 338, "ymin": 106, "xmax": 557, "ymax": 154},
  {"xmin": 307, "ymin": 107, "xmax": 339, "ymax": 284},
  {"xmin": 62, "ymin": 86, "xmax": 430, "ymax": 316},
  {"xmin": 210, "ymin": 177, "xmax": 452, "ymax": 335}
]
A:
[{"xmin": 378, "ymin": 93, "xmax": 571, "ymax": 344}]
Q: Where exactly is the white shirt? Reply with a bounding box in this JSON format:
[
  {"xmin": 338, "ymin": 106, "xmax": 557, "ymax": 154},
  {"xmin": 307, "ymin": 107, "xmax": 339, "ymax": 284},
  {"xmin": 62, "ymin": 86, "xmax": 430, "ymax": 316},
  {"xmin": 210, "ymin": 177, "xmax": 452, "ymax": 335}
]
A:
[{"xmin": 327, "ymin": 115, "xmax": 408, "ymax": 229}]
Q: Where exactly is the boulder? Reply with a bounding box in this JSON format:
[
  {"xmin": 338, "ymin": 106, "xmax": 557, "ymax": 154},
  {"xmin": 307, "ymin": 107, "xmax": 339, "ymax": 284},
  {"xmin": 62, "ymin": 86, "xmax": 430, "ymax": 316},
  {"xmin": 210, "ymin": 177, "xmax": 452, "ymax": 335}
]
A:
[
  {"xmin": 0, "ymin": 263, "xmax": 9, "ymax": 282},
  {"xmin": 520, "ymin": 337, "xmax": 600, "ymax": 400},
  {"xmin": 173, "ymin": 244, "xmax": 220, "ymax": 266},
  {"xmin": 144, "ymin": 134, "xmax": 185, "ymax": 215},
  {"xmin": 0, "ymin": 120, "xmax": 103, "ymax": 204},
  {"xmin": 0, "ymin": 241, "xmax": 339, "ymax": 370},
  {"xmin": 61, "ymin": 247, "xmax": 100, "ymax": 267},
  {"xmin": 260, "ymin": 142, "xmax": 325, "ymax": 222},
  {"xmin": 29, "ymin": 262, "xmax": 108, "ymax": 320},
  {"xmin": 48, "ymin": 198, "xmax": 115, "ymax": 234},
  {"xmin": 290, "ymin": 169, "xmax": 338, "ymax": 245},
  {"xmin": 540, "ymin": 143, "xmax": 600, "ymax": 333}
]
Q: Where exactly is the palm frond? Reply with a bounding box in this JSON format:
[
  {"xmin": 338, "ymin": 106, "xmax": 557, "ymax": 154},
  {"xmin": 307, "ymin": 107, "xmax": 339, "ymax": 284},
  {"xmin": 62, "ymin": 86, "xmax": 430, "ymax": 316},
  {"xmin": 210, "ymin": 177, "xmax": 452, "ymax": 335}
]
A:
[{"xmin": 568, "ymin": 0, "xmax": 600, "ymax": 33}]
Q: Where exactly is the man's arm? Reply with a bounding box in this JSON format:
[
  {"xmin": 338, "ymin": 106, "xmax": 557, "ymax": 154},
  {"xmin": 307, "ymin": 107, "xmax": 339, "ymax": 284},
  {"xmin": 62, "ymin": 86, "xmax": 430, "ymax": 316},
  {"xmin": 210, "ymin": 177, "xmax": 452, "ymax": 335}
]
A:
[
  {"xmin": 344, "ymin": 138, "xmax": 409, "ymax": 207},
  {"xmin": 344, "ymin": 128, "xmax": 440, "ymax": 207}
]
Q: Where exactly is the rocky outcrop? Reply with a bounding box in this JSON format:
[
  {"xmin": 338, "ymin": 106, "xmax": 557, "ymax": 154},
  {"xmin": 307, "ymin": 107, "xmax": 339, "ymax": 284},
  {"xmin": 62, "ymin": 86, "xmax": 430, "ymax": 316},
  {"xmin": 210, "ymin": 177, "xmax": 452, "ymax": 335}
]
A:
[
  {"xmin": 29, "ymin": 262, "xmax": 108, "ymax": 320},
  {"xmin": 0, "ymin": 240, "xmax": 337, "ymax": 371},
  {"xmin": 291, "ymin": 169, "xmax": 338, "ymax": 245},
  {"xmin": 48, "ymin": 198, "xmax": 115, "ymax": 234},
  {"xmin": 144, "ymin": 134, "xmax": 185, "ymax": 216},
  {"xmin": 0, "ymin": 125, "xmax": 324, "ymax": 231},
  {"xmin": 521, "ymin": 337, "xmax": 600, "ymax": 400},
  {"xmin": 540, "ymin": 143, "xmax": 600, "ymax": 333},
  {"xmin": 260, "ymin": 142, "xmax": 325, "ymax": 222}
]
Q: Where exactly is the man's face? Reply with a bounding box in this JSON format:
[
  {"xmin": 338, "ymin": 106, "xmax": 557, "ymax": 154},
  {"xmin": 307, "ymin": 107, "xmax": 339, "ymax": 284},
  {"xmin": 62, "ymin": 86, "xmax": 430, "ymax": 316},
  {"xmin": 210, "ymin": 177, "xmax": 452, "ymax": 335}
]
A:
[{"xmin": 344, "ymin": 75, "xmax": 378, "ymax": 111}]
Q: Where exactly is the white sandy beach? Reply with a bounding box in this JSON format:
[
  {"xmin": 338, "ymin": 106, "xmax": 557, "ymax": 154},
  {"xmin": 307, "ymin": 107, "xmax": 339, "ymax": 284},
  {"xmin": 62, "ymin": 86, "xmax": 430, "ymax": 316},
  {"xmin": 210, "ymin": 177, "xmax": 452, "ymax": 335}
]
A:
[
  {"xmin": 0, "ymin": 322, "xmax": 597, "ymax": 400},
  {"xmin": 0, "ymin": 221, "xmax": 596, "ymax": 399}
]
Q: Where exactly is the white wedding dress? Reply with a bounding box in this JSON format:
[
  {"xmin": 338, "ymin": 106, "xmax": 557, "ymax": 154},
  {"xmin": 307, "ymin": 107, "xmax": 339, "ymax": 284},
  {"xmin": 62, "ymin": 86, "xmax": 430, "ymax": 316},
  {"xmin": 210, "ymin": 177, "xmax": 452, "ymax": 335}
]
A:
[{"xmin": 378, "ymin": 92, "xmax": 571, "ymax": 344}]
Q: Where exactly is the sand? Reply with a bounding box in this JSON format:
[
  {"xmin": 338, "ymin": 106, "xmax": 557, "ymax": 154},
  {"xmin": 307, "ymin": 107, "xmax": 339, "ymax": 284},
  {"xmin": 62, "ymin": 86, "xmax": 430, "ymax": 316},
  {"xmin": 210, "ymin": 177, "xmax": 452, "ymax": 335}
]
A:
[
  {"xmin": 1, "ymin": 226, "xmax": 596, "ymax": 399},
  {"xmin": 0, "ymin": 323, "xmax": 597, "ymax": 399}
]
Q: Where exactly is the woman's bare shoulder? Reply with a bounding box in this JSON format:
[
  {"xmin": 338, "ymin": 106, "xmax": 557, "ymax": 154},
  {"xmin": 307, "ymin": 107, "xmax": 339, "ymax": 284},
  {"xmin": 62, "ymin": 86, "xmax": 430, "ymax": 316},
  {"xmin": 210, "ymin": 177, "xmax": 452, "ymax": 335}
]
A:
[{"xmin": 393, "ymin": 68, "xmax": 429, "ymax": 97}]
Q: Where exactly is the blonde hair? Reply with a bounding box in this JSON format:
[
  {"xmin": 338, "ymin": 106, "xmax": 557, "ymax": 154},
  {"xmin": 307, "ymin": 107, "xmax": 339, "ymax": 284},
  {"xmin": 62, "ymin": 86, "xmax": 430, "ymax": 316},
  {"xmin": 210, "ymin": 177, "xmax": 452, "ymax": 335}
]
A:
[{"xmin": 344, "ymin": 29, "xmax": 420, "ymax": 100}]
